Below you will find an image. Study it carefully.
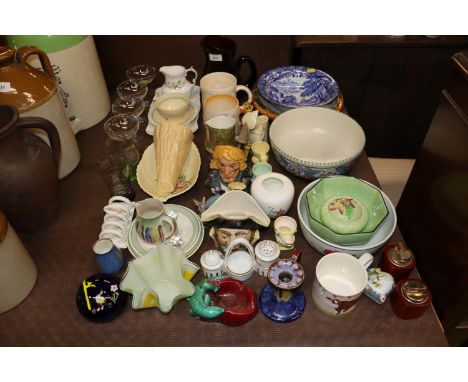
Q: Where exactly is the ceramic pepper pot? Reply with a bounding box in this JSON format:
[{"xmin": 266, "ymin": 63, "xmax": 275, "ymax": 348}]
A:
[
  {"xmin": 0, "ymin": 45, "xmax": 80, "ymax": 178},
  {"xmin": 0, "ymin": 105, "xmax": 61, "ymax": 231},
  {"xmin": 250, "ymin": 172, "xmax": 295, "ymax": 219}
]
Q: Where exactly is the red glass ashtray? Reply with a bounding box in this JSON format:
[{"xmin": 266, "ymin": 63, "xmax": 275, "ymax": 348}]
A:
[{"xmin": 208, "ymin": 278, "xmax": 258, "ymax": 326}]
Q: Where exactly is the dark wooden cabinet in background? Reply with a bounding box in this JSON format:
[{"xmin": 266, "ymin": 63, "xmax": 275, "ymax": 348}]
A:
[
  {"xmin": 93, "ymin": 35, "xmax": 293, "ymax": 90},
  {"xmin": 397, "ymin": 51, "xmax": 468, "ymax": 346},
  {"xmin": 294, "ymin": 36, "xmax": 468, "ymax": 158}
]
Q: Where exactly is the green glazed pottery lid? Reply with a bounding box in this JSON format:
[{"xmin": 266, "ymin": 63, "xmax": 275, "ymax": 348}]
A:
[
  {"xmin": 5, "ymin": 35, "xmax": 86, "ymax": 53},
  {"xmin": 320, "ymin": 196, "xmax": 369, "ymax": 234}
]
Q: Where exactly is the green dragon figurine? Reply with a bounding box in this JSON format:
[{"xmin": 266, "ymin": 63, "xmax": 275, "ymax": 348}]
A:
[{"xmin": 187, "ymin": 279, "xmax": 225, "ymax": 319}]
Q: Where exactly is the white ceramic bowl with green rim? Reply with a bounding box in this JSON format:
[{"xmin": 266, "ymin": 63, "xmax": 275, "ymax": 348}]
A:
[
  {"xmin": 306, "ymin": 176, "xmax": 389, "ymax": 245},
  {"xmin": 297, "ymin": 178, "xmax": 397, "ymax": 257},
  {"xmin": 269, "ymin": 107, "xmax": 366, "ymax": 179}
]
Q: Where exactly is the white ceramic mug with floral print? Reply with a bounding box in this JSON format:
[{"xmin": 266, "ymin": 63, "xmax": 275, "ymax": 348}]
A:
[{"xmin": 312, "ymin": 252, "xmax": 373, "ymax": 316}]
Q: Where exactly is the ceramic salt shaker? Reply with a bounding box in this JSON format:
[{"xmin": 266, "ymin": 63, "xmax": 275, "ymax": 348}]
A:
[
  {"xmin": 380, "ymin": 242, "xmax": 416, "ymax": 281},
  {"xmin": 255, "ymin": 240, "xmax": 280, "ymax": 277},
  {"xmin": 250, "ymin": 172, "xmax": 294, "ymax": 219},
  {"xmin": 391, "ymin": 279, "xmax": 432, "ymax": 319}
]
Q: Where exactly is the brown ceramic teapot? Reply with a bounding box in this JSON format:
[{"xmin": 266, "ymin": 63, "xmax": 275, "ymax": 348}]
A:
[
  {"xmin": 0, "ymin": 104, "xmax": 61, "ymax": 231},
  {"xmin": 0, "ymin": 45, "xmax": 80, "ymax": 178}
]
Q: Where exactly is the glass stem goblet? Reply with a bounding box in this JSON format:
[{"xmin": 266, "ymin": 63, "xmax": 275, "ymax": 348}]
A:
[
  {"xmin": 116, "ymin": 79, "xmax": 149, "ymax": 135},
  {"xmin": 112, "ymin": 97, "xmax": 145, "ymax": 118},
  {"xmin": 126, "ymin": 64, "xmax": 156, "ymax": 108},
  {"xmin": 111, "ymin": 97, "xmax": 147, "ymax": 141},
  {"xmin": 116, "ymin": 79, "xmax": 148, "ymax": 101}
]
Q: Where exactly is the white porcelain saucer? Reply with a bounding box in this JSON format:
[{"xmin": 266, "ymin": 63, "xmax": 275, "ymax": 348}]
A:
[{"xmin": 149, "ymin": 103, "xmax": 198, "ymax": 126}]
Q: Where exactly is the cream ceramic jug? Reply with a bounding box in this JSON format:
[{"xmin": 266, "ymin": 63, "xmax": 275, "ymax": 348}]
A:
[
  {"xmin": 5, "ymin": 35, "xmax": 111, "ymax": 133},
  {"xmin": 160, "ymin": 65, "xmax": 198, "ymax": 97},
  {"xmin": 134, "ymin": 198, "xmax": 176, "ymax": 246}
]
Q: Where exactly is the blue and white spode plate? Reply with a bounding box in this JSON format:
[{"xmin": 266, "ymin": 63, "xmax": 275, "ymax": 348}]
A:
[{"xmin": 258, "ymin": 66, "xmax": 339, "ymax": 108}]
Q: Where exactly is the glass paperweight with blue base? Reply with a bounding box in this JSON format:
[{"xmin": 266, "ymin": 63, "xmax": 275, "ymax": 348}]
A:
[{"xmin": 259, "ymin": 250, "xmax": 306, "ymax": 323}]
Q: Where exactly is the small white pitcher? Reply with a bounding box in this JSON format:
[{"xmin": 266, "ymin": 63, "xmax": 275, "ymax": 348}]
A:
[{"xmin": 160, "ymin": 65, "xmax": 198, "ymax": 97}]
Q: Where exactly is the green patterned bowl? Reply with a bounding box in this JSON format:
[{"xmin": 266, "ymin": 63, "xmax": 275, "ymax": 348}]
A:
[{"xmin": 306, "ymin": 176, "xmax": 388, "ymax": 245}]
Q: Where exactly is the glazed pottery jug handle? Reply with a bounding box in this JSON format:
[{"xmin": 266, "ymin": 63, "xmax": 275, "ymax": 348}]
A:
[
  {"xmin": 236, "ymin": 85, "xmax": 253, "ymax": 103},
  {"xmin": 16, "ymin": 45, "xmax": 56, "ymax": 79},
  {"xmin": 15, "ymin": 117, "xmax": 61, "ymax": 171},
  {"xmin": 160, "ymin": 215, "xmax": 176, "ymax": 238},
  {"xmin": 235, "ymin": 55, "xmax": 257, "ymax": 88},
  {"xmin": 358, "ymin": 252, "xmax": 374, "ymax": 269},
  {"xmin": 185, "ymin": 66, "xmax": 198, "ymax": 84}
]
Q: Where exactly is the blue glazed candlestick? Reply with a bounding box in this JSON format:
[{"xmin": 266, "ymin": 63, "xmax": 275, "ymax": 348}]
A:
[{"xmin": 259, "ymin": 250, "xmax": 306, "ymax": 323}]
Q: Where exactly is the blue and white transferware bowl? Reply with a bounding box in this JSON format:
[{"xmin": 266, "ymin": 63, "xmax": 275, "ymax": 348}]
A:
[{"xmin": 258, "ymin": 66, "xmax": 339, "ymax": 108}]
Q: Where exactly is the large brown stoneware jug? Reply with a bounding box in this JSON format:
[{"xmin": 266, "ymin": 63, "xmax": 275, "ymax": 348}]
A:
[{"xmin": 0, "ymin": 104, "xmax": 61, "ymax": 231}]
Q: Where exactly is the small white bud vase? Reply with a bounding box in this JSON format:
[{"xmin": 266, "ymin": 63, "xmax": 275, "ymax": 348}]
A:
[{"xmin": 250, "ymin": 172, "xmax": 295, "ymax": 219}]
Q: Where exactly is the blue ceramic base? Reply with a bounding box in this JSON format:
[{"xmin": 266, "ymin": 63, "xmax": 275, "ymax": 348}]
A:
[{"xmin": 259, "ymin": 283, "xmax": 306, "ymax": 323}]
